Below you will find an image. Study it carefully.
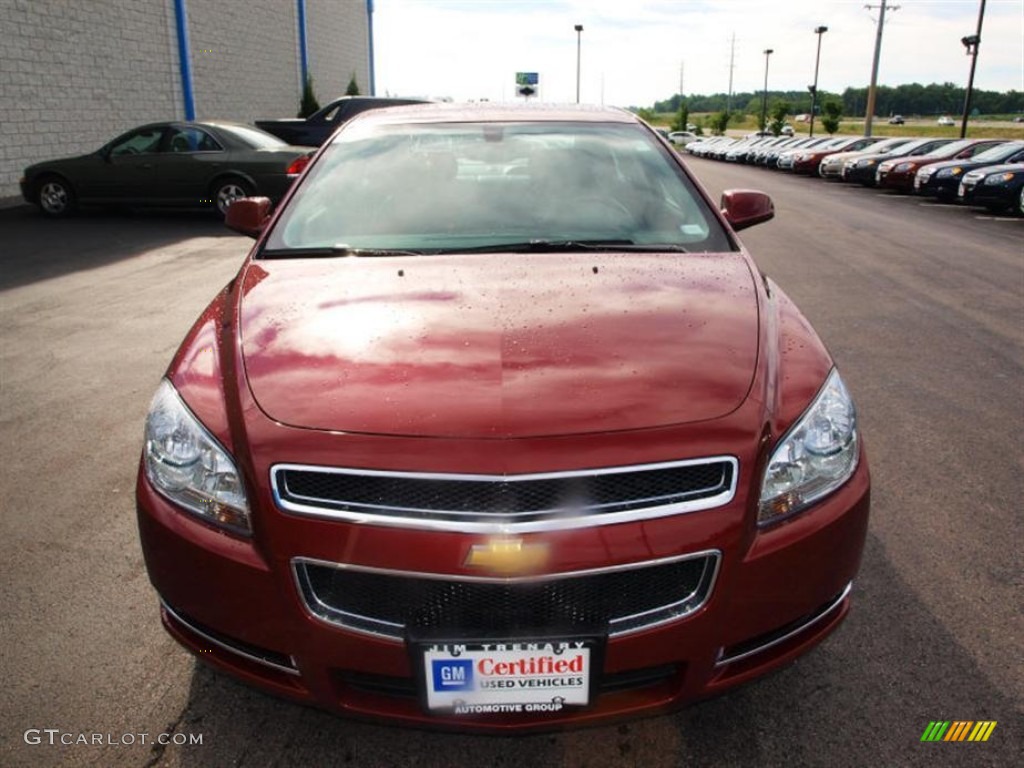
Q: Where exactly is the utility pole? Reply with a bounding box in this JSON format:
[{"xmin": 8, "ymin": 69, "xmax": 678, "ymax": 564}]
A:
[
  {"xmin": 726, "ymin": 32, "xmax": 736, "ymax": 116},
  {"xmin": 959, "ymin": 0, "xmax": 987, "ymax": 138},
  {"xmin": 809, "ymin": 26, "xmax": 828, "ymax": 137},
  {"xmin": 678, "ymin": 60, "xmax": 685, "ymax": 128},
  {"xmin": 574, "ymin": 24, "xmax": 583, "ymax": 103},
  {"xmin": 864, "ymin": 2, "xmax": 899, "ymax": 136},
  {"xmin": 760, "ymin": 49, "xmax": 773, "ymax": 133}
]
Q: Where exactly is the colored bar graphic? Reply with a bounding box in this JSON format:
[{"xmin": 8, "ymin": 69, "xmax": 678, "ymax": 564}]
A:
[
  {"xmin": 921, "ymin": 720, "xmax": 996, "ymax": 742},
  {"xmin": 944, "ymin": 721, "xmax": 972, "ymax": 741},
  {"xmin": 921, "ymin": 721, "xmax": 950, "ymax": 741},
  {"xmin": 972, "ymin": 722, "xmax": 997, "ymax": 741}
]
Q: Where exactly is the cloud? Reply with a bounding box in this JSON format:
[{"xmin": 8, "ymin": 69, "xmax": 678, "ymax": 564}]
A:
[{"xmin": 373, "ymin": 0, "xmax": 1023, "ymax": 106}]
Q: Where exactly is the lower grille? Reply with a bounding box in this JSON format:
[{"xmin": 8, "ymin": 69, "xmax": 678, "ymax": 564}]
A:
[
  {"xmin": 294, "ymin": 552, "xmax": 719, "ymax": 640},
  {"xmin": 336, "ymin": 664, "xmax": 680, "ymax": 699}
]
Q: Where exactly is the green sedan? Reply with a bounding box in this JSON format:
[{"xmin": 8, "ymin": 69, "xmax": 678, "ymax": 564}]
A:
[{"xmin": 20, "ymin": 121, "xmax": 315, "ymax": 218}]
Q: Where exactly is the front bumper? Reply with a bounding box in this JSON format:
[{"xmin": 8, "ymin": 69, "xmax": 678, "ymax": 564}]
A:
[
  {"xmin": 819, "ymin": 163, "xmax": 844, "ymax": 178},
  {"xmin": 878, "ymin": 169, "xmax": 914, "ymax": 190},
  {"xmin": 137, "ymin": 451, "xmax": 870, "ymax": 732},
  {"xmin": 845, "ymin": 165, "xmax": 880, "ymax": 185},
  {"xmin": 957, "ymin": 181, "xmax": 1018, "ymax": 209}
]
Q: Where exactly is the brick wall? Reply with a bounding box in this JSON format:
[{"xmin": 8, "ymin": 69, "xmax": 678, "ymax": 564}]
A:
[
  {"xmin": 0, "ymin": 0, "xmax": 182, "ymax": 201},
  {"xmin": 186, "ymin": 0, "xmax": 299, "ymax": 124},
  {"xmin": 0, "ymin": 0, "xmax": 369, "ymax": 203},
  {"xmin": 307, "ymin": 0, "xmax": 370, "ymax": 101}
]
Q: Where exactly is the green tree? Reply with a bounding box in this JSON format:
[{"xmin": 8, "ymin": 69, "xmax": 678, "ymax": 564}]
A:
[
  {"xmin": 709, "ymin": 111, "xmax": 731, "ymax": 135},
  {"xmin": 634, "ymin": 107, "xmax": 657, "ymax": 122},
  {"xmin": 298, "ymin": 76, "xmax": 320, "ymax": 118},
  {"xmin": 768, "ymin": 100, "xmax": 791, "ymax": 136},
  {"xmin": 346, "ymin": 73, "xmax": 361, "ymax": 96},
  {"xmin": 671, "ymin": 101, "xmax": 690, "ymax": 132},
  {"xmin": 821, "ymin": 99, "xmax": 842, "ymax": 134}
]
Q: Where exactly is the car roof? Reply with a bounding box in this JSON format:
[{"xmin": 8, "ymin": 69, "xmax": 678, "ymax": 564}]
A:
[{"xmin": 343, "ymin": 102, "xmax": 638, "ymax": 127}]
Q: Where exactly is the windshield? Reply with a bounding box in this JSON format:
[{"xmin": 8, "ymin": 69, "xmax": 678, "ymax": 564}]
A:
[
  {"xmin": 263, "ymin": 121, "xmax": 733, "ymax": 255},
  {"xmin": 971, "ymin": 142, "xmax": 1021, "ymax": 162},
  {"xmin": 923, "ymin": 139, "xmax": 975, "ymax": 157}
]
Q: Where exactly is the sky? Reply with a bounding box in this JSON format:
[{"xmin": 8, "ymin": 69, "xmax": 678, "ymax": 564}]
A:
[{"xmin": 372, "ymin": 0, "xmax": 1024, "ymax": 107}]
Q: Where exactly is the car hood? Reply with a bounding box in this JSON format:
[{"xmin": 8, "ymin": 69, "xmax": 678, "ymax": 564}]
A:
[
  {"xmin": 964, "ymin": 162, "xmax": 1024, "ymax": 178},
  {"xmin": 824, "ymin": 148, "xmax": 885, "ymax": 164},
  {"xmin": 920, "ymin": 158, "xmax": 976, "ymax": 173},
  {"xmin": 26, "ymin": 152, "xmax": 103, "ymax": 175},
  {"xmin": 238, "ymin": 252, "xmax": 761, "ymax": 438}
]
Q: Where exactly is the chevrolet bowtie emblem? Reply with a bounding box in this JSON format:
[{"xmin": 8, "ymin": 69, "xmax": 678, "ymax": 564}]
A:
[{"xmin": 465, "ymin": 538, "xmax": 550, "ymax": 576}]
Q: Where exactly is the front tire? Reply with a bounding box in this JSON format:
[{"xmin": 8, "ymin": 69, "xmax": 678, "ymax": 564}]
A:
[
  {"xmin": 36, "ymin": 175, "xmax": 76, "ymax": 218},
  {"xmin": 212, "ymin": 177, "xmax": 253, "ymax": 217}
]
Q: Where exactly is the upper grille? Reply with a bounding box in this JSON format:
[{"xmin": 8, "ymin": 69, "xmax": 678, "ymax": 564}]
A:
[
  {"xmin": 272, "ymin": 457, "xmax": 736, "ymax": 532},
  {"xmin": 294, "ymin": 552, "xmax": 720, "ymax": 640}
]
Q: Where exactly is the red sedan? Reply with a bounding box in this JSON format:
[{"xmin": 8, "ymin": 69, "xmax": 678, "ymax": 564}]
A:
[
  {"xmin": 789, "ymin": 136, "xmax": 880, "ymax": 175},
  {"xmin": 137, "ymin": 104, "xmax": 870, "ymax": 732},
  {"xmin": 876, "ymin": 138, "xmax": 1005, "ymax": 191}
]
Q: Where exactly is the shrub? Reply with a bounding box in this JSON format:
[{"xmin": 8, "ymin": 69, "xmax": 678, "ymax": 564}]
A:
[
  {"xmin": 298, "ymin": 76, "xmax": 320, "ymax": 118},
  {"xmin": 821, "ymin": 100, "xmax": 842, "ymax": 134}
]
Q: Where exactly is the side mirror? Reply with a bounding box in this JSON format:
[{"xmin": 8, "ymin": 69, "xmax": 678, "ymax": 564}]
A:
[
  {"xmin": 224, "ymin": 197, "xmax": 271, "ymax": 238},
  {"xmin": 721, "ymin": 189, "xmax": 774, "ymax": 231}
]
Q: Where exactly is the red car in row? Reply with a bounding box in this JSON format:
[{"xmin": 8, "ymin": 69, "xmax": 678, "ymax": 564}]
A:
[{"xmin": 874, "ymin": 139, "xmax": 1006, "ymax": 191}]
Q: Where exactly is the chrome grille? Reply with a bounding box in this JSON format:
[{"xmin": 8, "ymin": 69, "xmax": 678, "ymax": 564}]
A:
[
  {"xmin": 272, "ymin": 457, "xmax": 736, "ymax": 533},
  {"xmin": 294, "ymin": 552, "xmax": 720, "ymax": 640}
]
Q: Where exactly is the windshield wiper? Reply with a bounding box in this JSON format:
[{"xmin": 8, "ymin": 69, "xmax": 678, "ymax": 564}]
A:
[
  {"xmin": 259, "ymin": 240, "xmax": 691, "ymax": 258},
  {"xmin": 427, "ymin": 239, "xmax": 689, "ymax": 254},
  {"xmin": 259, "ymin": 245, "xmax": 424, "ymax": 258}
]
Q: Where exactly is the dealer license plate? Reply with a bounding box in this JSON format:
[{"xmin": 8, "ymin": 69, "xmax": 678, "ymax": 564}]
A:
[{"xmin": 420, "ymin": 639, "xmax": 597, "ymax": 716}]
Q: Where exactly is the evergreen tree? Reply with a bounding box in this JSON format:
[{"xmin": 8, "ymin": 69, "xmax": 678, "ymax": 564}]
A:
[{"xmin": 298, "ymin": 76, "xmax": 320, "ymax": 118}]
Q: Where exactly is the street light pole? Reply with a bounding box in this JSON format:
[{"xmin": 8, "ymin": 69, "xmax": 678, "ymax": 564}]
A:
[
  {"xmin": 760, "ymin": 49, "xmax": 773, "ymax": 133},
  {"xmin": 959, "ymin": 0, "xmax": 987, "ymax": 138},
  {"xmin": 575, "ymin": 24, "xmax": 584, "ymax": 103},
  {"xmin": 809, "ymin": 26, "xmax": 828, "ymax": 137}
]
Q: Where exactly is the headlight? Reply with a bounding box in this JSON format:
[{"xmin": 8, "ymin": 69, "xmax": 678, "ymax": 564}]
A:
[
  {"xmin": 936, "ymin": 167, "xmax": 962, "ymax": 178},
  {"xmin": 143, "ymin": 379, "xmax": 251, "ymax": 534},
  {"xmin": 759, "ymin": 369, "xmax": 859, "ymax": 525},
  {"xmin": 862, "ymin": 159, "xmax": 878, "ymax": 167},
  {"xmin": 984, "ymin": 172, "xmax": 1016, "ymax": 185},
  {"xmin": 894, "ymin": 162, "xmax": 913, "ymax": 173}
]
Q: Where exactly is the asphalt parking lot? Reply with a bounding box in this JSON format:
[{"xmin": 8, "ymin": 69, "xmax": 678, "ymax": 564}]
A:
[{"xmin": 1, "ymin": 159, "xmax": 1021, "ymax": 767}]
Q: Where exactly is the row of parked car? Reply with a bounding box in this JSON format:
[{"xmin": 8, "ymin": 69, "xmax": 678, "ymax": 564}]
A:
[{"xmin": 683, "ymin": 133, "xmax": 1024, "ymax": 215}]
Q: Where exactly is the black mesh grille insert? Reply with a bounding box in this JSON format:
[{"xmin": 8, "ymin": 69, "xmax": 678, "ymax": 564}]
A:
[
  {"xmin": 296, "ymin": 555, "xmax": 716, "ymax": 639},
  {"xmin": 277, "ymin": 460, "xmax": 733, "ymax": 525}
]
